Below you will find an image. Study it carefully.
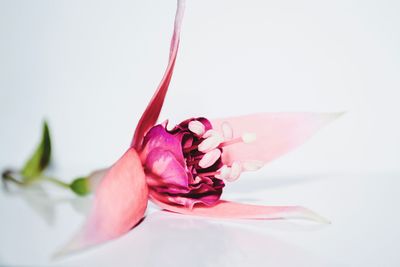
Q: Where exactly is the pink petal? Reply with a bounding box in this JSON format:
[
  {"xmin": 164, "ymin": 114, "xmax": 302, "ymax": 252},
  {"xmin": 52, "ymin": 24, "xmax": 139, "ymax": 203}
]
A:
[
  {"xmin": 56, "ymin": 148, "xmax": 148, "ymax": 256},
  {"xmin": 212, "ymin": 112, "xmax": 342, "ymax": 166},
  {"xmin": 86, "ymin": 168, "xmax": 108, "ymax": 192},
  {"xmin": 145, "ymin": 148, "xmax": 189, "ymax": 188},
  {"xmin": 149, "ymin": 183, "xmax": 223, "ymax": 209},
  {"xmin": 131, "ymin": 0, "xmax": 185, "ymax": 149},
  {"xmin": 151, "ymin": 198, "xmax": 329, "ymax": 223},
  {"xmin": 140, "ymin": 124, "xmax": 184, "ymax": 166}
]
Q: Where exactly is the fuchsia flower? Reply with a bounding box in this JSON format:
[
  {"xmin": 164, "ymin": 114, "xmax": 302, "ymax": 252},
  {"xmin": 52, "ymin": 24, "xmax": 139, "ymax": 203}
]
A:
[
  {"xmin": 60, "ymin": 0, "xmax": 340, "ymax": 254},
  {"xmin": 142, "ymin": 119, "xmax": 226, "ymax": 208}
]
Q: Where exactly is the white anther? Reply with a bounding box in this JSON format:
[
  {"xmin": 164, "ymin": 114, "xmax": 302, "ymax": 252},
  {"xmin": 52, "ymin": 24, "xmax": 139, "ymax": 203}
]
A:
[
  {"xmin": 241, "ymin": 132, "xmax": 257, "ymax": 144},
  {"xmin": 215, "ymin": 165, "xmax": 231, "ymax": 180},
  {"xmin": 226, "ymin": 161, "xmax": 242, "ymax": 182},
  {"xmin": 199, "ymin": 149, "xmax": 221, "ymax": 168},
  {"xmin": 202, "ymin": 129, "xmax": 222, "ymax": 139},
  {"xmin": 242, "ymin": 160, "xmax": 264, "ymax": 171},
  {"xmin": 198, "ymin": 133, "xmax": 224, "ymax": 152},
  {"xmin": 221, "ymin": 122, "xmax": 233, "ymax": 140},
  {"xmin": 188, "ymin": 120, "xmax": 205, "ymax": 136}
]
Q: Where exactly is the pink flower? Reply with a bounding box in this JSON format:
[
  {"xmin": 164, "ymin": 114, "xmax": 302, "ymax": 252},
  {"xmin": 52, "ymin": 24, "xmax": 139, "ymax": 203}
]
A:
[
  {"xmin": 58, "ymin": 0, "xmax": 340, "ymax": 255},
  {"xmin": 142, "ymin": 118, "xmax": 225, "ymax": 208}
]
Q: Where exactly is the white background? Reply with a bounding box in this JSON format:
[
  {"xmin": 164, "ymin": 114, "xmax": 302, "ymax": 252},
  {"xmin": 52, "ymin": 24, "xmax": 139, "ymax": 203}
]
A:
[{"xmin": 0, "ymin": 0, "xmax": 399, "ymax": 266}]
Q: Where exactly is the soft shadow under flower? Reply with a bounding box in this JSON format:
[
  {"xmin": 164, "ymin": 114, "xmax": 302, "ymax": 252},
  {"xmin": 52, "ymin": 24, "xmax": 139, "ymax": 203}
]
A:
[{"xmin": 58, "ymin": 211, "xmax": 343, "ymax": 267}]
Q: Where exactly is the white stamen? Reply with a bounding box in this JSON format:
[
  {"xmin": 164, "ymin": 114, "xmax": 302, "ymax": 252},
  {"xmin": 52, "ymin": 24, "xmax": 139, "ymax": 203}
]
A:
[
  {"xmin": 242, "ymin": 160, "xmax": 264, "ymax": 171},
  {"xmin": 199, "ymin": 149, "xmax": 221, "ymax": 168},
  {"xmin": 188, "ymin": 120, "xmax": 205, "ymax": 136},
  {"xmin": 227, "ymin": 161, "xmax": 242, "ymax": 182},
  {"xmin": 221, "ymin": 122, "xmax": 233, "ymax": 140},
  {"xmin": 215, "ymin": 165, "xmax": 231, "ymax": 180},
  {"xmin": 198, "ymin": 133, "xmax": 224, "ymax": 152},
  {"xmin": 241, "ymin": 132, "xmax": 257, "ymax": 144},
  {"xmin": 203, "ymin": 129, "xmax": 222, "ymax": 139}
]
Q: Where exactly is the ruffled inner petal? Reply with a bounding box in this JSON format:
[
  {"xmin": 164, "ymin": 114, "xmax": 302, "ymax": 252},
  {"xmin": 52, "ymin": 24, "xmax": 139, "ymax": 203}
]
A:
[
  {"xmin": 141, "ymin": 125, "xmax": 184, "ymax": 165},
  {"xmin": 145, "ymin": 148, "xmax": 189, "ymax": 188},
  {"xmin": 143, "ymin": 118, "xmax": 225, "ymax": 208}
]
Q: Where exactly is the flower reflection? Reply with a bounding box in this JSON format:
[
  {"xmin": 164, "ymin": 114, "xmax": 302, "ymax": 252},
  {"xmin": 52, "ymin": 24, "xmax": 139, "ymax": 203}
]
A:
[
  {"xmin": 4, "ymin": 184, "xmax": 91, "ymax": 226},
  {"xmin": 59, "ymin": 210, "xmax": 342, "ymax": 267}
]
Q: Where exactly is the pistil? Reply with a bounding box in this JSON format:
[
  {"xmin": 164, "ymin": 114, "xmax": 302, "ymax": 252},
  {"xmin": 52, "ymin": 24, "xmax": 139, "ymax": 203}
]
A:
[{"xmin": 219, "ymin": 132, "xmax": 257, "ymax": 148}]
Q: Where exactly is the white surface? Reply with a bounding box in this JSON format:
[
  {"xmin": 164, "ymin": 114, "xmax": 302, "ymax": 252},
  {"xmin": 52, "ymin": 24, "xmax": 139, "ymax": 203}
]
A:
[
  {"xmin": 0, "ymin": 173, "xmax": 399, "ymax": 266},
  {"xmin": 0, "ymin": 0, "xmax": 399, "ymax": 266}
]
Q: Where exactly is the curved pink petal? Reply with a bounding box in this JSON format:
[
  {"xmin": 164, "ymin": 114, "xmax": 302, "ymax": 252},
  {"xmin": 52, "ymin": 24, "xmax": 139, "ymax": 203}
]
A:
[
  {"xmin": 140, "ymin": 124, "xmax": 184, "ymax": 165},
  {"xmin": 56, "ymin": 148, "xmax": 148, "ymax": 256},
  {"xmin": 211, "ymin": 112, "xmax": 342, "ymax": 166},
  {"xmin": 131, "ymin": 0, "xmax": 185, "ymax": 149},
  {"xmin": 151, "ymin": 198, "xmax": 329, "ymax": 223},
  {"xmin": 149, "ymin": 189, "xmax": 225, "ymax": 209},
  {"xmin": 145, "ymin": 148, "xmax": 189, "ymax": 188},
  {"xmin": 86, "ymin": 168, "xmax": 108, "ymax": 192}
]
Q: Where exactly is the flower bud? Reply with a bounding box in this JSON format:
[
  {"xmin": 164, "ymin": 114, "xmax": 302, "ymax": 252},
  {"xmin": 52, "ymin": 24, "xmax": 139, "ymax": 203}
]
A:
[{"xmin": 70, "ymin": 177, "xmax": 91, "ymax": 196}]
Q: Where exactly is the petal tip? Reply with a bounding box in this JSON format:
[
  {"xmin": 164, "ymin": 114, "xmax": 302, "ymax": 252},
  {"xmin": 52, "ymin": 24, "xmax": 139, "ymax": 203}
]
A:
[
  {"xmin": 289, "ymin": 206, "xmax": 331, "ymax": 224},
  {"xmin": 52, "ymin": 229, "xmax": 93, "ymax": 259},
  {"xmin": 55, "ymin": 148, "xmax": 148, "ymax": 257},
  {"xmin": 331, "ymin": 111, "xmax": 346, "ymax": 119},
  {"xmin": 320, "ymin": 111, "xmax": 346, "ymax": 124},
  {"xmin": 310, "ymin": 112, "xmax": 346, "ymax": 133}
]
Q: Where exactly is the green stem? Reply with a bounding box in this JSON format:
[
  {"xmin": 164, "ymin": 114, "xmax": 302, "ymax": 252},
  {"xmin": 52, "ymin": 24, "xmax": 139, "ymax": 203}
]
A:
[
  {"xmin": 2, "ymin": 169, "xmax": 71, "ymax": 190},
  {"xmin": 40, "ymin": 175, "xmax": 70, "ymax": 189},
  {"xmin": 2, "ymin": 170, "xmax": 24, "ymax": 185}
]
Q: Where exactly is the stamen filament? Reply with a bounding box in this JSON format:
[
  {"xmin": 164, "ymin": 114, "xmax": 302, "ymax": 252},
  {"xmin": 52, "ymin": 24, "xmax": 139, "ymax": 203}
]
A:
[
  {"xmin": 219, "ymin": 132, "xmax": 256, "ymax": 148},
  {"xmin": 219, "ymin": 137, "xmax": 242, "ymax": 148}
]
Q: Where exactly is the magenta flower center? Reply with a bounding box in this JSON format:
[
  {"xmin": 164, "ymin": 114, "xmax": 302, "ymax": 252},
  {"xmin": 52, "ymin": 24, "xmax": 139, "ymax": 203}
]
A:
[
  {"xmin": 141, "ymin": 118, "xmax": 224, "ymax": 207},
  {"xmin": 172, "ymin": 118, "xmax": 225, "ymax": 181},
  {"xmin": 142, "ymin": 117, "xmax": 260, "ymax": 208}
]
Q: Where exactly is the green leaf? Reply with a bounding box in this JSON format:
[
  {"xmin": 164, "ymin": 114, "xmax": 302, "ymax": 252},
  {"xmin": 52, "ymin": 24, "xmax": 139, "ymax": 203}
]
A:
[
  {"xmin": 70, "ymin": 177, "xmax": 91, "ymax": 196},
  {"xmin": 21, "ymin": 121, "xmax": 52, "ymax": 181}
]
